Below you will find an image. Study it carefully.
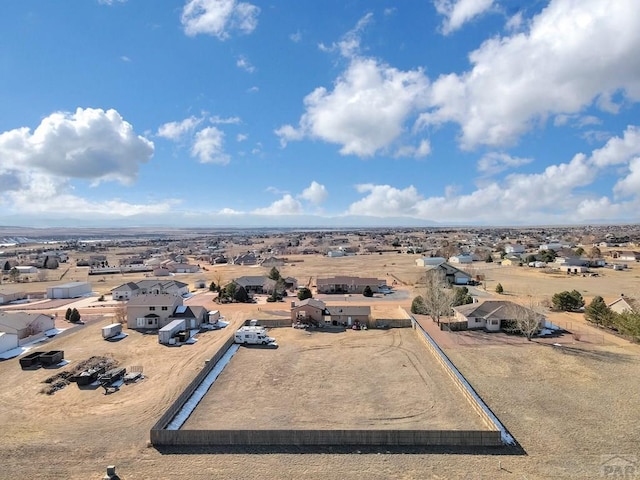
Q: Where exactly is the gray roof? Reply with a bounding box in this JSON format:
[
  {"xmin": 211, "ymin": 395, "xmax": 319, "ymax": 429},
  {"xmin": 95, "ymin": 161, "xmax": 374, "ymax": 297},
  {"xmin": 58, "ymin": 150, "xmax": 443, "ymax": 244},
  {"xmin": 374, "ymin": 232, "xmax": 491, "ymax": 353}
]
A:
[
  {"xmin": 126, "ymin": 293, "xmax": 182, "ymax": 307},
  {"xmin": 0, "ymin": 312, "xmax": 53, "ymax": 333},
  {"xmin": 316, "ymin": 276, "xmax": 383, "ymax": 286},
  {"xmin": 453, "ymin": 300, "xmax": 543, "ymax": 322},
  {"xmin": 294, "ymin": 298, "xmax": 327, "ymax": 310},
  {"xmin": 327, "ymin": 306, "xmax": 371, "ymax": 316},
  {"xmin": 171, "ymin": 305, "xmax": 207, "ymax": 319},
  {"xmin": 111, "ymin": 282, "xmax": 139, "ymax": 292}
]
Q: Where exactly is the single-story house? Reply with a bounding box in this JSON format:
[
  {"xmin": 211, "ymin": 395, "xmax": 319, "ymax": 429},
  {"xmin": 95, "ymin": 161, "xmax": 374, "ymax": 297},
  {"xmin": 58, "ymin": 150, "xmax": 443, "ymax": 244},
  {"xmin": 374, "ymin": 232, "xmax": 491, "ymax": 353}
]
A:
[
  {"xmin": 126, "ymin": 293, "xmax": 183, "ymax": 330},
  {"xmin": 423, "ymin": 262, "xmax": 472, "ymax": 285},
  {"xmin": 453, "ymin": 300, "xmax": 545, "ymax": 332},
  {"xmin": 166, "ymin": 262, "xmax": 200, "ymax": 274},
  {"xmin": 607, "ymin": 296, "xmax": 637, "ymax": 314},
  {"xmin": 231, "ymin": 252, "xmax": 258, "ymax": 265},
  {"xmin": 46, "ymin": 281, "xmax": 92, "ymax": 299},
  {"xmin": 0, "ymin": 312, "xmax": 55, "ymax": 340},
  {"xmin": 234, "ymin": 276, "xmax": 277, "ymax": 295},
  {"xmin": 260, "ymin": 257, "xmax": 286, "ymax": 267},
  {"xmin": 0, "ymin": 289, "xmax": 27, "ymax": 305},
  {"xmin": 316, "ymin": 276, "xmax": 385, "ymax": 295}
]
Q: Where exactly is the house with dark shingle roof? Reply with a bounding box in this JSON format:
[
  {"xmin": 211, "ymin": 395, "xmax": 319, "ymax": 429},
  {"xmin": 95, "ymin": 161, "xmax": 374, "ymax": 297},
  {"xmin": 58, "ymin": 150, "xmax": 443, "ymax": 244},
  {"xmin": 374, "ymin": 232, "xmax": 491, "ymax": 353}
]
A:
[
  {"xmin": 290, "ymin": 298, "xmax": 371, "ymax": 327},
  {"xmin": 233, "ymin": 276, "xmax": 276, "ymax": 294},
  {"xmin": 453, "ymin": 300, "xmax": 545, "ymax": 332},
  {"xmin": 316, "ymin": 276, "xmax": 385, "ymax": 294}
]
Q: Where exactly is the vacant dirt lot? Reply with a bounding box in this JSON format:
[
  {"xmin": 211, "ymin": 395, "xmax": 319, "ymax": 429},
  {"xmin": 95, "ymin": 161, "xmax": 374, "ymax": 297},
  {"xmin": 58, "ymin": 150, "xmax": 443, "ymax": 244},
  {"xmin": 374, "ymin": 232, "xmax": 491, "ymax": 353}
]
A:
[{"xmin": 184, "ymin": 327, "xmax": 486, "ymax": 431}]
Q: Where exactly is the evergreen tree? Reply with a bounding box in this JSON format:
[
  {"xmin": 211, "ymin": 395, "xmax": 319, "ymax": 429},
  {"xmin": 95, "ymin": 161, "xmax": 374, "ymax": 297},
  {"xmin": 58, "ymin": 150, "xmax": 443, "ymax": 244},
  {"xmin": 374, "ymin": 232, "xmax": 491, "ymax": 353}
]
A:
[
  {"xmin": 552, "ymin": 290, "xmax": 585, "ymax": 312},
  {"xmin": 65, "ymin": 307, "xmax": 72, "ymax": 320},
  {"xmin": 297, "ymin": 287, "xmax": 313, "ymax": 300},
  {"xmin": 584, "ymin": 296, "xmax": 613, "ymax": 327},
  {"xmin": 411, "ymin": 295, "xmax": 428, "ymax": 315},
  {"xmin": 69, "ymin": 308, "xmax": 81, "ymax": 323},
  {"xmin": 234, "ymin": 286, "xmax": 249, "ymax": 303},
  {"xmin": 268, "ymin": 267, "xmax": 281, "ymax": 281},
  {"xmin": 452, "ymin": 287, "xmax": 473, "ymax": 306},
  {"xmin": 363, "ymin": 285, "xmax": 373, "ymax": 297},
  {"xmin": 495, "ymin": 283, "xmax": 504, "ymax": 294}
]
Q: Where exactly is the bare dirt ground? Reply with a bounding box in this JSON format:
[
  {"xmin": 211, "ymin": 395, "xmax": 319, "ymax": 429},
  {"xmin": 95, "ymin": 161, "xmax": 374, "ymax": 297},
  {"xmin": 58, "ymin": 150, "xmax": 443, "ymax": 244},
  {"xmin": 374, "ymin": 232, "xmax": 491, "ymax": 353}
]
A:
[
  {"xmin": 1, "ymin": 252, "xmax": 640, "ymax": 478},
  {"xmin": 184, "ymin": 327, "xmax": 485, "ymax": 431}
]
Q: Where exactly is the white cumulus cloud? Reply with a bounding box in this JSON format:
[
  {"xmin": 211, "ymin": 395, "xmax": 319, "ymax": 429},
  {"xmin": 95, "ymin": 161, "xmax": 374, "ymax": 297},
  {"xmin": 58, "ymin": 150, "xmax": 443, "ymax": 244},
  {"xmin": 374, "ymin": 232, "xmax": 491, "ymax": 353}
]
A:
[
  {"xmin": 434, "ymin": 0, "xmax": 495, "ymax": 35},
  {"xmin": 344, "ymin": 125, "xmax": 640, "ymax": 224},
  {"xmin": 236, "ymin": 55, "xmax": 255, "ymax": 73},
  {"xmin": 300, "ymin": 181, "xmax": 328, "ymax": 205},
  {"xmin": 191, "ymin": 126, "xmax": 230, "ymax": 164},
  {"xmin": 181, "ymin": 0, "xmax": 260, "ymax": 39},
  {"xmin": 276, "ymin": 57, "xmax": 429, "ymax": 157},
  {"xmin": 0, "ymin": 107, "xmax": 153, "ymax": 186},
  {"xmin": 0, "ymin": 107, "xmax": 169, "ymax": 221},
  {"xmin": 477, "ymin": 152, "xmax": 532, "ymax": 175},
  {"xmin": 157, "ymin": 116, "xmax": 203, "ymax": 140},
  {"xmin": 419, "ymin": 0, "xmax": 640, "ymax": 149},
  {"xmin": 253, "ymin": 194, "xmax": 303, "ymax": 215}
]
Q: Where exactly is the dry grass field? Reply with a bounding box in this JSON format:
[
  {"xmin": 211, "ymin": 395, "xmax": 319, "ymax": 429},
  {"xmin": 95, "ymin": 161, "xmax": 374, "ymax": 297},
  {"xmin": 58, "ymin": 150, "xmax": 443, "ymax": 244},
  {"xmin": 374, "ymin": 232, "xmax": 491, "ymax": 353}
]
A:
[
  {"xmin": 183, "ymin": 327, "xmax": 486, "ymax": 431},
  {"xmin": 1, "ymin": 250, "xmax": 640, "ymax": 478}
]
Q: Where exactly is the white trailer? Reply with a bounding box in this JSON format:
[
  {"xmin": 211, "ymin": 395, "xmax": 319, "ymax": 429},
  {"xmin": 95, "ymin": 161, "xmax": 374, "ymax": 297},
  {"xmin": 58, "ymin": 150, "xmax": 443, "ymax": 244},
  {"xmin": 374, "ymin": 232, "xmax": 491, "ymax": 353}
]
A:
[
  {"xmin": 159, "ymin": 319, "xmax": 186, "ymax": 345},
  {"xmin": 234, "ymin": 326, "xmax": 275, "ymax": 345},
  {"xmin": 102, "ymin": 323, "xmax": 122, "ymax": 340}
]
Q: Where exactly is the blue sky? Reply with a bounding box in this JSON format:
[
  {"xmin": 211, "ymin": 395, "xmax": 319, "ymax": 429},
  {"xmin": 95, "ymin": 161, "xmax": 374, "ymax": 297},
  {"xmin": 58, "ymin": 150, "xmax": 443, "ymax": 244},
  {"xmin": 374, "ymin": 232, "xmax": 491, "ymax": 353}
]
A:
[{"xmin": 1, "ymin": 0, "xmax": 640, "ymax": 227}]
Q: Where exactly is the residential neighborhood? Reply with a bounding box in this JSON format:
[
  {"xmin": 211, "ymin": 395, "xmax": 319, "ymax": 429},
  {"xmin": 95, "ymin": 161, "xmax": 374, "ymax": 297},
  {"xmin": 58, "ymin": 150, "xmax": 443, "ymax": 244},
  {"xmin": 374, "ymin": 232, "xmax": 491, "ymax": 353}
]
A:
[{"xmin": 1, "ymin": 223, "xmax": 640, "ymax": 480}]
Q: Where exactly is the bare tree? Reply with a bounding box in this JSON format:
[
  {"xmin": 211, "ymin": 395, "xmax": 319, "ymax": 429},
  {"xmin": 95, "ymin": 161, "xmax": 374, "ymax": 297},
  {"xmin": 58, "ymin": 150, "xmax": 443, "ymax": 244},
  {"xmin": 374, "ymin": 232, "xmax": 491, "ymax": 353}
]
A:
[
  {"xmin": 114, "ymin": 301, "xmax": 127, "ymax": 325},
  {"xmin": 422, "ymin": 269, "xmax": 454, "ymax": 325},
  {"xmin": 515, "ymin": 298, "xmax": 545, "ymax": 341}
]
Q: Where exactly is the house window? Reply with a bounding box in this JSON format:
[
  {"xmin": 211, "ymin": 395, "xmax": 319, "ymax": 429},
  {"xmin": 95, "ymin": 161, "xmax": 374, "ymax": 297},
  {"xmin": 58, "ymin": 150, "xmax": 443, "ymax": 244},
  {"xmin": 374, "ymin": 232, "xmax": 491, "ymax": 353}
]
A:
[
  {"xmin": 149, "ymin": 306, "xmax": 156, "ymax": 311},
  {"xmin": 161, "ymin": 306, "xmax": 168, "ymax": 311},
  {"xmin": 492, "ymin": 320, "xmax": 499, "ymax": 325},
  {"xmin": 136, "ymin": 318, "xmax": 145, "ymax": 327},
  {"xmin": 148, "ymin": 318, "xmax": 154, "ymax": 325}
]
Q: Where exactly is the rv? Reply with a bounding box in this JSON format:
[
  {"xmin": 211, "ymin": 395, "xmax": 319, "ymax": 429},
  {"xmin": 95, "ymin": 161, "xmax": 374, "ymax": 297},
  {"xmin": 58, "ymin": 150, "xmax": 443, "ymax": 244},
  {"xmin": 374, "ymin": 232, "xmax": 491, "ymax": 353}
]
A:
[{"xmin": 234, "ymin": 326, "xmax": 275, "ymax": 345}]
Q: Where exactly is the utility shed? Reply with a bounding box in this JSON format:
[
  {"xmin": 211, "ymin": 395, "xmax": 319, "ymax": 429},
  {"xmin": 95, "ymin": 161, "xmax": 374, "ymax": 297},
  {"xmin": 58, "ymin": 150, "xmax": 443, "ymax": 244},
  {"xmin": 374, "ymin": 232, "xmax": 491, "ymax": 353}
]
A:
[{"xmin": 46, "ymin": 282, "xmax": 92, "ymax": 299}]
